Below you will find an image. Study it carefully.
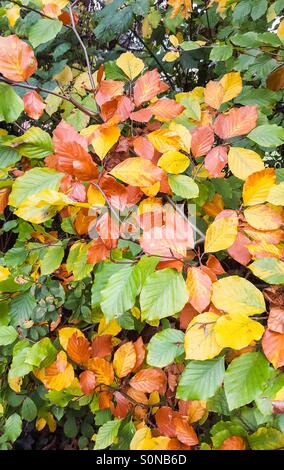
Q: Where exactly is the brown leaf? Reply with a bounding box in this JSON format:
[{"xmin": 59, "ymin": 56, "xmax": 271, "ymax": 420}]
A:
[
  {"xmin": 79, "ymin": 370, "xmax": 96, "ymax": 395},
  {"xmin": 130, "ymin": 367, "xmax": 167, "ymax": 394},
  {"xmin": 91, "ymin": 334, "xmax": 113, "ymax": 358}
]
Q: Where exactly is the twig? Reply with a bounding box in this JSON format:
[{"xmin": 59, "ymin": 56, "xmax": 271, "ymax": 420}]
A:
[
  {"xmin": 0, "ymin": 77, "xmax": 97, "ymax": 118},
  {"xmin": 68, "ymin": 6, "xmax": 96, "ymax": 90}
]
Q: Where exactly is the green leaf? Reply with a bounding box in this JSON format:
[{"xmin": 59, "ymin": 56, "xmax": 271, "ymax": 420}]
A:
[
  {"xmin": 66, "ymin": 241, "xmax": 93, "ymax": 281},
  {"xmin": 140, "ymin": 268, "xmax": 188, "ymax": 322},
  {"xmin": 210, "ymin": 420, "xmax": 247, "ymax": 448},
  {"xmin": 250, "ymin": 0, "xmax": 267, "ymax": 20},
  {"xmin": 0, "ymin": 84, "xmax": 24, "ymax": 123},
  {"xmin": 206, "ymin": 387, "xmax": 230, "ymax": 416},
  {"xmin": 176, "ymin": 357, "xmax": 225, "ymax": 400},
  {"xmin": 112, "ymin": 421, "xmax": 136, "ymax": 450},
  {"xmin": 179, "ymin": 95, "xmax": 201, "ymax": 121},
  {"xmin": 25, "ymin": 338, "xmax": 57, "ymax": 368},
  {"xmin": 9, "ymin": 167, "xmax": 63, "ymax": 207},
  {"xmin": 224, "ymin": 352, "xmax": 270, "ymax": 410},
  {"xmin": 3, "ymin": 413, "xmax": 22, "ymax": 442},
  {"xmin": 10, "ymin": 291, "xmax": 36, "ymax": 327},
  {"xmin": 40, "ymin": 244, "xmax": 64, "ymax": 275},
  {"xmin": 209, "ymin": 44, "xmax": 233, "ymax": 61},
  {"xmin": 94, "ymin": 419, "xmax": 122, "ymax": 450},
  {"xmin": 168, "ymin": 175, "xmax": 199, "ymax": 199},
  {"xmin": 64, "ymin": 415, "xmax": 78, "ymax": 438},
  {"xmin": 0, "ymin": 146, "xmax": 21, "ymax": 169},
  {"xmin": 248, "ymin": 427, "xmax": 284, "ymax": 450},
  {"xmin": 100, "ymin": 264, "xmax": 140, "ymax": 321},
  {"xmin": 0, "ymin": 326, "xmax": 18, "ymax": 346},
  {"xmin": 249, "ymin": 258, "xmax": 284, "ymax": 284},
  {"xmin": 12, "ymin": 127, "xmax": 53, "ymax": 159},
  {"xmin": 248, "ymin": 124, "xmax": 284, "ymax": 147},
  {"xmin": 147, "ymin": 328, "xmax": 185, "ymax": 368},
  {"xmin": 91, "ymin": 263, "xmax": 121, "ymax": 307},
  {"xmin": 29, "ymin": 19, "xmax": 63, "ymax": 48},
  {"xmin": 21, "ymin": 397, "xmax": 37, "ymax": 422}
]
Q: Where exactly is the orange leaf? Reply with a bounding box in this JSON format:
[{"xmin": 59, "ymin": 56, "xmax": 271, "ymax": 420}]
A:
[
  {"xmin": 133, "ymin": 337, "xmax": 146, "ymax": 371},
  {"xmin": 179, "ymin": 400, "xmax": 207, "ymax": 424},
  {"xmin": 227, "ymin": 232, "xmax": 252, "ymax": 266},
  {"xmin": 268, "ymin": 307, "xmax": 284, "ymax": 334},
  {"xmin": 101, "ymin": 95, "xmax": 134, "ymax": 123},
  {"xmin": 91, "ymin": 334, "xmax": 113, "ymax": 358},
  {"xmin": 179, "ymin": 303, "xmax": 199, "ymax": 330},
  {"xmin": 218, "ymin": 436, "xmax": 246, "ymax": 450},
  {"xmin": 87, "ymin": 238, "xmax": 110, "ymax": 265},
  {"xmin": 133, "ymin": 136, "xmax": 155, "ymax": 160},
  {"xmin": 23, "ymin": 91, "xmax": 45, "ymax": 119},
  {"xmin": 79, "ymin": 370, "xmax": 96, "ymax": 395},
  {"xmin": 156, "ymin": 406, "xmax": 179, "ymax": 438},
  {"xmin": 87, "ymin": 357, "xmax": 114, "ymax": 385},
  {"xmin": 113, "ymin": 341, "xmax": 137, "ymax": 378},
  {"xmin": 173, "ymin": 416, "xmax": 199, "ymax": 446},
  {"xmin": 0, "ymin": 35, "xmax": 37, "ymax": 82},
  {"xmin": 130, "ymin": 367, "xmax": 167, "ymax": 394},
  {"xmin": 262, "ymin": 329, "xmax": 284, "ymax": 368},
  {"xmin": 204, "ymin": 145, "xmax": 228, "ymax": 177},
  {"xmin": 206, "ymin": 254, "xmax": 225, "ymax": 275},
  {"xmin": 95, "ymin": 80, "xmax": 124, "ymax": 106},
  {"xmin": 148, "ymin": 99, "xmax": 184, "ymax": 121},
  {"xmin": 35, "ymin": 351, "xmax": 74, "ymax": 391},
  {"xmin": 186, "ymin": 267, "xmax": 212, "ymax": 313},
  {"xmin": 191, "ymin": 125, "xmax": 214, "ymax": 157},
  {"xmin": 0, "ymin": 187, "xmax": 10, "ymax": 215},
  {"xmin": 204, "ymin": 80, "xmax": 224, "ymax": 110},
  {"xmin": 67, "ymin": 332, "xmax": 91, "ymax": 366},
  {"xmin": 213, "ymin": 105, "xmax": 258, "ymax": 140},
  {"xmin": 130, "ymin": 107, "xmax": 153, "ymax": 122},
  {"xmin": 95, "ymin": 211, "xmax": 119, "ymax": 250},
  {"xmin": 59, "ymin": 327, "xmax": 85, "ymax": 350},
  {"xmin": 112, "ymin": 391, "xmax": 132, "ymax": 419},
  {"xmin": 134, "ymin": 69, "xmax": 169, "ymax": 106},
  {"xmin": 242, "ymin": 168, "xmax": 276, "ymax": 206}
]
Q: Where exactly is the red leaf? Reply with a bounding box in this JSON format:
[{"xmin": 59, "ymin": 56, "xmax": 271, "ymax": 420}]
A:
[
  {"xmin": 112, "ymin": 391, "xmax": 132, "ymax": 419},
  {"xmin": 272, "ymin": 401, "xmax": 284, "ymax": 414},
  {"xmin": 204, "ymin": 145, "xmax": 228, "ymax": 177},
  {"xmin": 134, "ymin": 69, "xmax": 169, "ymax": 106},
  {"xmin": 191, "ymin": 125, "xmax": 214, "ymax": 157},
  {"xmin": 156, "ymin": 406, "xmax": 180, "ymax": 438},
  {"xmin": 179, "ymin": 303, "xmax": 199, "ymax": 330},
  {"xmin": 79, "ymin": 370, "xmax": 96, "ymax": 395},
  {"xmin": 100, "ymin": 174, "xmax": 128, "ymax": 211},
  {"xmin": 91, "ymin": 334, "xmax": 113, "ymax": 358},
  {"xmin": 23, "ymin": 91, "xmax": 45, "ymax": 119},
  {"xmin": 213, "ymin": 105, "xmax": 258, "ymax": 140}
]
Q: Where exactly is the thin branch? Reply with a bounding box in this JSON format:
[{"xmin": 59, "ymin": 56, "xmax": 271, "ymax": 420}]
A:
[
  {"xmin": 0, "ymin": 77, "xmax": 97, "ymax": 118},
  {"xmin": 68, "ymin": 6, "xmax": 96, "ymax": 90}
]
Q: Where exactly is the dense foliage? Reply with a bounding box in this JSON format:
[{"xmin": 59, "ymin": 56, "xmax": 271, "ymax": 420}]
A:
[{"xmin": 0, "ymin": 0, "xmax": 284, "ymax": 451}]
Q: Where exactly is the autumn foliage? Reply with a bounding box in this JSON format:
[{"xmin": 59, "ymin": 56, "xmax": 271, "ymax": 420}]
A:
[{"xmin": 0, "ymin": 0, "xmax": 284, "ymax": 452}]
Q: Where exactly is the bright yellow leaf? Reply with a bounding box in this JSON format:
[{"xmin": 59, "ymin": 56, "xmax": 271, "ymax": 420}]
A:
[
  {"xmin": 204, "ymin": 213, "xmax": 238, "ymax": 253},
  {"xmin": 163, "ymin": 51, "xmax": 180, "ymax": 62},
  {"xmin": 147, "ymin": 129, "xmax": 182, "ymax": 153},
  {"xmin": 87, "ymin": 184, "xmax": 106, "ymax": 207},
  {"xmin": 98, "ymin": 317, "xmax": 122, "ymax": 336},
  {"xmin": 184, "ymin": 312, "xmax": 222, "ymax": 360},
  {"xmin": 220, "ymin": 72, "xmax": 242, "ymax": 103},
  {"xmin": 158, "ymin": 151, "xmax": 189, "ymax": 174},
  {"xmin": 110, "ymin": 157, "xmax": 163, "ymax": 188},
  {"xmin": 277, "ymin": 19, "xmax": 284, "ymax": 42},
  {"xmin": 130, "ymin": 426, "xmax": 152, "ymax": 450},
  {"xmin": 169, "ymin": 122, "xmax": 191, "ymax": 152},
  {"xmin": 228, "ymin": 147, "xmax": 264, "ymax": 180},
  {"xmin": 116, "ymin": 51, "xmax": 144, "ymax": 80},
  {"xmin": 0, "ymin": 266, "xmax": 10, "ymax": 282},
  {"xmin": 267, "ymin": 182, "xmax": 284, "ymax": 206},
  {"xmin": 242, "ymin": 168, "xmax": 276, "ymax": 206},
  {"xmin": 215, "ymin": 313, "xmax": 264, "ymax": 350},
  {"xmin": 91, "ymin": 126, "xmax": 121, "ymax": 160},
  {"xmin": 6, "ymin": 6, "xmax": 21, "ymax": 27},
  {"xmin": 211, "ymin": 276, "xmax": 266, "ymax": 316}
]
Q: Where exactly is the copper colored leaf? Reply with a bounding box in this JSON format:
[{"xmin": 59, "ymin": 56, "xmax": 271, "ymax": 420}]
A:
[
  {"xmin": 219, "ymin": 436, "xmax": 246, "ymax": 450},
  {"xmin": 79, "ymin": 370, "xmax": 96, "ymax": 395},
  {"xmin": 66, "ymin": 332, "xmax": 90, "ymax": 366},
  {"xmin": 213, "ymin": 106, "xmax": 258, "ymax": 140},
  {"xmin": 204, "ymin": 80, "xmax": 224, "ymax": 110},
  {"xmin": 129, "ymin": 367, "xmax": 167, "ymax": 394},
  {"xmin": 262, "ymin": 329, "xmax": 284, "ymax": 369},
  {"xmin": 148, "ymin": 99, "xmax": 184, "ymax": 121},
  {"xmin": 87, "ymin": 357, "xmax": 114, "ymax": 385},
  {"xmin": 267, "ymin": 65, "xmax": 284, "ymax": 91},
  {"xmin": 268, "ymin": 308, "xmax": 284, "ymax": 334},
  {"xmin": 113, "ymin": 341, "xmax": 137, "ymax": 378},
  {"xmin": 23, "ymin": 91, "xmax": 45, "ymax": 120},
  {"xmin": 133, "ymin": 69, "xmax": 169, "ymax": 106},
  {"xmin": 173, "ymin": 416, "xmax": 199, "ymax": 446},
  {"xmin": 0, "ymin": 35, "xmax": 37, "ymax": 82},
  {"xmin": 91, "ymin": 334, "xmax": 113, "ymax": 358},
  {"xmin": 155, "ymin": 406, "xmax": 179, "ymax": 438},
  {"xmin": 186, "ymin": 267, "xmax": 212, "ymax": 313},
  {"xmin": 191, "ymin": 125, "xmax": 214, "ymax": 157}
]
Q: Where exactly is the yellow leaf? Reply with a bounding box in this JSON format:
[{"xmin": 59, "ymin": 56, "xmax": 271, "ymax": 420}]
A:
[
  {"xmin": 59, "ymin": 327, "xmax": 85, "ymax": 350},
  {"xmin": 148, "ymin": 391, "xmax": 160, "ymax": 414},
  {"xmin": 46, "ymin": 412, "xmax": 57, "ymax": 432},
  {"xmin": 130, "ymin": 426, "xmax": 152, "ymax": 450},
  {"xmin": 228, "ymin": 147, "xmax": 264, "ymax": 180},
  {"xmin": 244, "ymin": 203, "xmax": 283, "ymax": 231},
  {"xmin": 211, "ymin": 276, "xmax": 266, "ymax": 316},
  {"xmin": 35, "ymin": 351, "xmax": 75, "ymax": 391},
  {"xmin": 242, "ymin": 168, "xmax": 276, "ymax": 206},
  {"xmin": 98, "ymin": 317, "xmax": 122, "ymax": 336},
  {"xmin": 157, "ymin": 151, "xmax": 189, "ymax": 174},
  {"xmin": 42, "ymin": 0, "xmax": 69, "ymax": 8},
  {"xmin": 6, "ymin": 6, "xmax": 20, "ymax": 27},
  {"xmin": 204, "ymin": 213, "xmax": 238, "ymax": 253},
  {"xmin": 74, "ymin": 71, "xmax": 99, "ymax": 96},
  {"xmin": 116, "ymin": 51, "xmax": 144, "ymax": 80},
  {"xmin": 0, "ymin": 266, "xmax": 10, "ymax": 282},
  {"xmin": 147, "ymin": 129, "xmax": 182, "ymax": 153},
  {"xmin": 87, "ymin": 184, "xmax": 106, "ymax": 207},
  {"xmin": 91, "ymin": 125, "xmax": 121, "ymax": 160},
  {"xmin": 36, "ymin": 417, "xmax": 46, "ymax": 432},
  {"xmin": 110, "ymin": 157, "xmax": 163, "ymax": 188},
  {"xmin": 184, "ymin": 312, "xmax": 222, "ymax": 360},
  {"xmin": 139, "ymin": 436, "xmax": 170, "ymax": 450},
  {"xmin": 8, "ymin": 375, "xmax": 22, "ymax": 393},
  {"xmin": 267, "ymin": 182, "xmax": 284, "ymax": 206},
  {"xmin": 215, "ymin": 313, "xmax": 264, "ymax": 350},
  {"xmin": 53, "ymin": 65, "xmax": 73, "ymax": 86},
  {"xmin": 163, "ymin": 51, "xmax": 180, "ymax": 62},
  {"xmin": 220, "ymin": 72, "xmax": 242, "ymax": 103},
  {"xmin": 140, "ymin": 181, "xmax": 160, "ymax": 197},
  {"xmin": 169, "ymin": 122, "xmax": 191, "ymax": 152},
  {"xmin": 113, "ymin": 341, "xmax": 137, "ymax": 378},
  {"xmin": 131, "ymin": 306, "xmax": 141, "ymax": 319},
  {"xmin": 169, "ymin": 35, "xmax": 179, "ymax": 47},
  {"xmin": 277, "ymin": 19, "xmax": 284, "ymax": 42}
]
